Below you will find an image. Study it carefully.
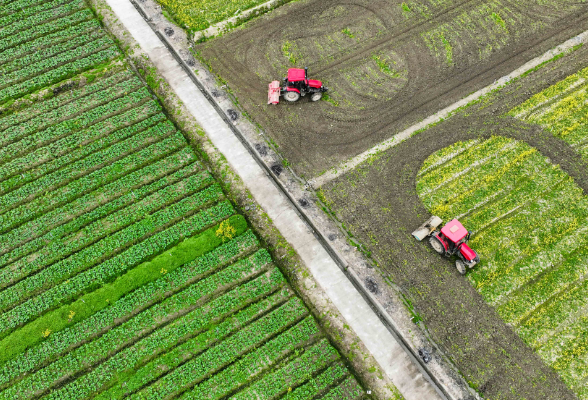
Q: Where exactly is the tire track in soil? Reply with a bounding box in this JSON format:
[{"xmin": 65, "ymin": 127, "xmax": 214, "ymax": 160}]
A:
[
  {"xmin": 199, "ymin": 0, "xmax": 588, "ymax": 177},
  {"xmin": 323, "ymin": 115, "xmax": 588, "ymax": 400}
]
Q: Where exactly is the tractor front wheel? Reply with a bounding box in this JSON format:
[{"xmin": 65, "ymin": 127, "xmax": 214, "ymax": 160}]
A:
[
  {"xmin": 429, "ymin": 236, "xmax": 445, "ymax": 255},
  {"xmin": 456, "ymin": 260, "xmax": 467, "ymax": 275},
  {"xmin": 284, "ymin": 91, "xmax": 300, "ymax": 102},
  {"xmin": 310, "ymin": 92, "xmax": 323, "ymax": 102}
]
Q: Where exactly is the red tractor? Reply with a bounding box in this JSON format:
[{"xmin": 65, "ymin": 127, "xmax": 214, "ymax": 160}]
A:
[
  {"xmin": 268, "ymin": 67, "xmax": 328, "ymax": 104},
  {"xmin": 412, "ymin": 216, "xmax": 480, "ymax": 275}
]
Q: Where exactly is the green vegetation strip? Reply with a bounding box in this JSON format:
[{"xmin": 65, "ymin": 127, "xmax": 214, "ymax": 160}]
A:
[
  {"xmin": 4, "ymin": 234, "xmax": 264, "ymax": 399},
  {"xmin": 0, "ymin": 203, "xmax": 236, "ymax": 341},
  {"xmin": 0, "ymin": 233, "xmax": 263, "ymax": 390},
  {"xmin": 0, "ymin": 214, "xmax": 245, "ymax": 365}
]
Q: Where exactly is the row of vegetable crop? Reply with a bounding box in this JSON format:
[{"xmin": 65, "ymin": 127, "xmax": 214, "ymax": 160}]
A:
[
  {"xmin": 0, "ymin": 71, "xmax": 141, "ymax": 151},
  {"xmin": 0, "ymin": 68, "xmax": 132, "ymax": 134},
  {"xmin": 0, "ymin": 85, "xmax": 149, "ymax": 163},
  {"xmin": 0, "ymin": 230, "xmax": 264, "ymax": 389},
  {"xmin": 4, "ymin": 233, "xmax": 264, "ymax": 399},
  {"xmin": 0, "ymin": 103, "xmax": 163, "ymax": 194},
  {"xmin": 0, "ymin": 134, "xmax": 189, "ymax": 234},
  {"xmin": 0, "ymin": 182, "xmax": 222, "ymax": 309},
  {"xmin": 0, "ymin": 0, "xmax": 61, "ymax": 18},
  {"xmin": 0, "ymin": 171, "xmax": 216, "ymax": 291},
  {"xmin": 231, "ymin": 339, "xmax": 339, "ymax": 400},
  {"xmin": 0, "ymin": 157, "xmax": 200, "ymax": 266},
  {"xmin": 0, "ymin": 201, "xmax": 236, "ymax": 340},
  {"xmin": 0, "ymin": 9, "xmax": 94, "ymax": 54},
  {"xmin": 0, "ymin": 47, "xmax": 120, "ymax": 104},
  {"xmin": 285, "ymin": 361, "xmax": 350, "ymax": 400},
  {"xmin": 0, "ymin": 36, "xmax": 115, "ymax": 90},
  {"xmin": 183, "ymin": 318, "xmax": 322, "ymax": 400},
  {"xmin": 0, "ymin": 0, "xmax": 72, "ymax": 27},
  {"xmin": 0, "ymin": 0, "xmax": 85, "ymax": 42},
  {"xmin": 0, "ymin": 117, "xmax": 174, "ymax": 217}
]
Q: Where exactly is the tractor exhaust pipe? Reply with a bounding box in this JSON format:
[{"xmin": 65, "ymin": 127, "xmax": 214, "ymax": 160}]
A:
[{"xmin": 412, "ymin": 216, "xmax": 443, "ymax": 241}]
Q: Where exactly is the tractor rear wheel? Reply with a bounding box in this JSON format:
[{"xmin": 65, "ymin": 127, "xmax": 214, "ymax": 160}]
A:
[
  {"xmin": 310, "ymin": 92, "xmax": 323, "ymax": 102},
  {"xmin": 284, "ymin": 91, "xmax": 300, "ymax": 102},
  {"xmin": 456, "ymin": 260, "xmax": 467, "ymax": 275},
  {"xmin": 429, "ymin": 236, "xmax": 445, "ymax": 255}
]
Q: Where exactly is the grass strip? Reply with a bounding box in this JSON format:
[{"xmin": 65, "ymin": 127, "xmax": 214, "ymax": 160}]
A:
[
  {"xmin": 184, "ymin": 317, "xmax": 322, "ymax": 399},
  {"xmin": 0, "ymin": 235, "xmax": 265, "ymax": 390},
  {"xmin": 230, "ymin": 339, "xmax": 339, "ymax": 400},
  {"xmin": 0, "ymin": 202, "xmax": 237, "ymax": 343},
  {"xmin": 5, "ymin": 235, "xmax": 264, "ymax": 399},
  {"xmin": 57, "ymin": 291, "xmax": 303, "ymax": 400}
]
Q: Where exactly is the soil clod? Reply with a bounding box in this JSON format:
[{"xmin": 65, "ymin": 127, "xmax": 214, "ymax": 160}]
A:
[
  {"xmin": 270, "ymin": 164, "xmax": 282, "ymax": 176},
  {"xmin": 365, "ymin": 277, "xmax": 378, "ymax": 294},
  {"xmin": 254, "ymin": 143, "xmax": 267, "ymax": 156},
  {"xmin": 227, "ymin": 109, "xmax": 238, "ymax": 121}
]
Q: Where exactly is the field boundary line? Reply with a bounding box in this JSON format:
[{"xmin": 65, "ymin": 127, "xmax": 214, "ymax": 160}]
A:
[
  {"xmin": 109, "ymin": 1, "xmax": 448, "ymax": 399},
  {"xmin": 313, "ymin": 29, "xmax": 588, "ymax": 188}
]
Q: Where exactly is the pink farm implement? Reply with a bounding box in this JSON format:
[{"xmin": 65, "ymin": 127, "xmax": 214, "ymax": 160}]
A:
[
  {"xmin": 268, "ymin": 67, "xmax": 328, "ymax": 104},
  {"xmin": 412, "ymin": 216, "xmax": 480, "ymax": 275}
]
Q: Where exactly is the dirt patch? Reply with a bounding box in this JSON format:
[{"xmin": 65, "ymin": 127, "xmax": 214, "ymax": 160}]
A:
[
  {"xmin": 321, "ymin": 46, "xmax": 588, "ymax": 399},
  {"xmin": 198, "ymin": 0, "xmax": 588, "ymax": 177}
]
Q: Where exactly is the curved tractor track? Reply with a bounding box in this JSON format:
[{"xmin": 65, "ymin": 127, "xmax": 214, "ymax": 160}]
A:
[
  {"xmin": 323, "ymin": 112, "xmax": 588, "ymax": 400},
  {"xmin": 200, "ymin": 0, "xmax": 588, "ymax": 177}
]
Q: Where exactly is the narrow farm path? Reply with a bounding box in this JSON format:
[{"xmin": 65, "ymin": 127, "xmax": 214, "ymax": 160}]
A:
[{"xmin": 102, "ymin": 1, "xmax": 444, "ymax": 399}]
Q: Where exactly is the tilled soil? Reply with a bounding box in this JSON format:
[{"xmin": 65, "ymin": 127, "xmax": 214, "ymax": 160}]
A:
[
  {"xmin": 199, "ymin": 0, "xmax": 588, "ymax": 177},
  {"xmin": 322, "ymin": 48, "xmax": 588, "ymax": 399}
]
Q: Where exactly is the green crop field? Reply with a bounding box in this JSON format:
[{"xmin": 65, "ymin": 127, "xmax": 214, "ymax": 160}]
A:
[
  {"xmin": 510, "ymin": 65, "xmax": 588, "ymax": 160},
  {"xmin": 0, "ymin": 0, "xmax": 364, "ymax": 398},
  {"xmin": 417, "ymin": 136, "xmax": 588, "ymax": 398},
  {"xmin": 156, "ymin": 0, "xmax": 292, "ymax": 34}
]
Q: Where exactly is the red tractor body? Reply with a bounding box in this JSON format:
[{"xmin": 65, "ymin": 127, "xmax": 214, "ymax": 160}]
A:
[
  {"xmin": 268, "ymin": 67, "xmax": 328, "ymax": 104},
  {"xmin": 413, "ymin": 217, "xmax": 480, "ymax": 275}
]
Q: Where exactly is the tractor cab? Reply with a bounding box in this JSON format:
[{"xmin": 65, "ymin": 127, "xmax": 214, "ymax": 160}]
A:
[
  {"xmin": 412, "ymin": 216, "xmax": 480, "ymax": 275},
  {"xmin": 268, "ymin": 67, "xmax": 328, "ymax": 104}
]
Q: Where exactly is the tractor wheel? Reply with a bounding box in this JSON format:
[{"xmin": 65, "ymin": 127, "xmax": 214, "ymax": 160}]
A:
[
  {"xmin": 456, "ymin": 260, "xmax": 467, "ymax": 275},
  {"xmin": 310, "ymin": 92, "xmax": 323, "ymax": 102},
  {"xmin": 429, "ymin": 236, "xmax": 445, "ymax": 255},
  {"xmin": 284, "ymin": 91, "xmax": 300, "ymax": 102}
]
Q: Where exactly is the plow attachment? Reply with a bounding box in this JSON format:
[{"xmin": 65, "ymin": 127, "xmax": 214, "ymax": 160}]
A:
[
  {"xmin": 412, "ymin": 215, "xmax": 443, "ymax": 241},
  {"xmin": 268, "ymin": 80, "xmax": 281, "ymax": 104}
]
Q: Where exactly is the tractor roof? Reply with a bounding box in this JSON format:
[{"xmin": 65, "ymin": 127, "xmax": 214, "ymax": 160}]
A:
[
  {"xmin": 287, "ymin": 68, "xmax": 306, "ymax": 82},
  {"xmin": 440, "ymin": 219, "xmax": 468, "ymax": 243}
]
